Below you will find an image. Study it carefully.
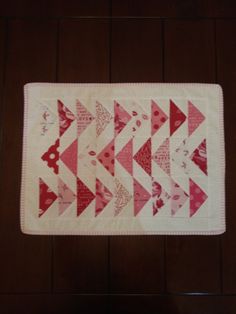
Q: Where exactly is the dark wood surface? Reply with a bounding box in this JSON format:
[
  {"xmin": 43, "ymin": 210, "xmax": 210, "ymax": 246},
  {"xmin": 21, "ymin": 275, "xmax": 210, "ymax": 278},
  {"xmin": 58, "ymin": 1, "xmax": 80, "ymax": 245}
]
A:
[
  {"xmin": 53, "ymin": 18, "xmax": 110, "ymax": 294},
  {"xmin": 0, "ymin": 1, "xmax": 235, "ymax": 313},
  {"xmin": 0, "ymin": 19, "xmax": 57, "ymax": 293},
  {"xmin": 164, "ymin": 19, "xmax": 221, "ymax": 293},
  {"xmin": 216, "ymin": 20, "xmax": 236, "ymax": 294},
  {"xmin": 110, "ymin": 19, "xmax": 165, "ymax": 294}
]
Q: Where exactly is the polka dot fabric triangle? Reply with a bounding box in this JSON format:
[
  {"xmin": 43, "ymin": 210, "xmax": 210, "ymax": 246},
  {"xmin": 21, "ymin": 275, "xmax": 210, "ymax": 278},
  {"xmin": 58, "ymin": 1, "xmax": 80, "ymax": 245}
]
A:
[{"xmin": 21, "ymin": 83, "xmax": 225, "ymax": 235}]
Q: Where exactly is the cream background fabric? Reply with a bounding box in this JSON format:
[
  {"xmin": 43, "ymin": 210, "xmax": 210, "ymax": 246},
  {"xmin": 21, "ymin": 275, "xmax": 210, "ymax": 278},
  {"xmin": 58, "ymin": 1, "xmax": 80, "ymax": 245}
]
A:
[{"xmin": 20, "ymin": 83, "xmax": 225, "ymax": 235}]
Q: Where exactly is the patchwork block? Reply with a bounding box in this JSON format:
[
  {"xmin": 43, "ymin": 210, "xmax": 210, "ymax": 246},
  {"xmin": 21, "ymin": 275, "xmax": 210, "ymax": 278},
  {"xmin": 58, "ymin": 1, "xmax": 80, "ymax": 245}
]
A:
[{"xmin": 21, "ymin": 83, "xmax": 225, "ymax": 235}]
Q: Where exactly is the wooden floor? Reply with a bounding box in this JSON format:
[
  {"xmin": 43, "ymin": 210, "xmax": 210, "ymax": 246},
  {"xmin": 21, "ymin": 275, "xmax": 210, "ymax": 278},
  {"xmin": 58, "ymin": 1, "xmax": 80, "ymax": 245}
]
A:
[{"xmin": 0, "ymin": 1, "xmax": 235, "ymax": 313}]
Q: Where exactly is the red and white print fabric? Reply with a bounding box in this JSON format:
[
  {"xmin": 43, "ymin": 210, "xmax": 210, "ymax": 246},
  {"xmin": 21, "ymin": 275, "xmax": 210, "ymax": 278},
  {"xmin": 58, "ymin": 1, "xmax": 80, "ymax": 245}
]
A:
[
  {"xmin": 40, "ymin": 98, "xmax": 208, "ymax": 218},
  {"xmin": 21, "ymin": 84, "xmax": 225, "ymax": 235}
]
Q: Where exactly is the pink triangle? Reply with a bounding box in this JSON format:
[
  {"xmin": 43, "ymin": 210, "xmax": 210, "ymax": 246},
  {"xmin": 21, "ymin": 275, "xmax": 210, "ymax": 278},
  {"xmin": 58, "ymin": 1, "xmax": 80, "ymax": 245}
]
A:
[
  {"xmin": 152, "ymin": 138, "xmax": 170, "ymax": 175},
  {"xmin": 133, "ymin": 138, "xmax": 151, "ymax": 176},
  {"xmin": 190, "ymin": 139, "xmax": 207, "ymax": 175},
  {"xmin": 58, "ymin": 178, "xmax": 76, "ymax": 215},
  {"xmin": 60, "ymin": 139, "xmax": 78, "ymax": 176},
  {"xmin": 76, "ymin": 100, "xmax": 95, "ymax": 136},
  {"xmin": 39, "ymin": 178, "xmax": 57, "ymax": 217},
  {"xmin": 95, "ymin": 178, "xmax": 113, "ymax": 216},
  {"xmin": 97, "ymin": 139, "xmax": 115, "ymax": 176},
  {"xmin": 58, "ymin": 100, "xmax": 75, "ymax": 137},
  {"xmin": 134, "ymin": 178, "xmax": 151, "ymax": 216},
  {"xmin": 77, "ymin": 178, "xmax": 95, "ymax": 216},
  {"xmin": 188, "ymin": 101, "xmax": 205, "ymax": 136},
  {"xmin": 96, "ymin": 101, "xmax": 112, "ymax": 136},
  {"xmin": 114, "ymin": 101, "xmax": 132, "ymax": 136},
  {"xmin": 171, "ymin": 179, "xmax": 188, "ymax": 216},
  {"xmin": 116, "ymin": 139, "xmax": 133, "ymax": 175},
  {"xmin": 170, "ymin": 99, "xmax": 186, "ymax": 136},
  {"xmin": 151, "ymin": 100, "xmax": 168, "ymax": 136},
  {"xmin": 189, "ymin": 179, "xmax": 208, "ymax": 217},
  {"xmin": 114, "ymin": 178, "xmax": 132, "ymax": 216}
]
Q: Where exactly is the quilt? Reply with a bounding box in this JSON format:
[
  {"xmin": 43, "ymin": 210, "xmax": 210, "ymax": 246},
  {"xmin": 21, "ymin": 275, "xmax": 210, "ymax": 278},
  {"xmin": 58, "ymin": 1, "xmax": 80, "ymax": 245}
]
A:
[{"xmin": 20, "ymin": 83, "xmax": 225, "ymax": 235}]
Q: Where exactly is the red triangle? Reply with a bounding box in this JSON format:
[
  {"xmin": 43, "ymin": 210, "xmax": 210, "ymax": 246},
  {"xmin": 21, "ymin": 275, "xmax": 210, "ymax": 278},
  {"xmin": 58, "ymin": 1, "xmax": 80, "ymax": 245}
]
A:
[
  {"xmin": 151, "ymin": 100, "xmax": 168, "ymax": 135},
  {"xmin": 190, "ymin": 139, "xmax": 207, "ymax": 175},
  {"xmin": 41, "ymin": 139, "xmax": 60, "ymax": 174},
  {"xmin": 60, "ymin": 139, "xmax": 78, "ymax": 176},
  {"xmin": 95, "ymin": 178, "xmax": 113, "ymax": 216},
  {"xmin": 170, "ymin": 99, "xmax": 186, "ymax": 136},
  {"xmin": 134, "ymin": 178, "xmax": 151, "ymax": 216},
  {"xmin": 188, "ymin": 101, "xmax": 205, "ymax": 136},
  {"xmin": 152, "ymin": 180, "xmax": 170, "ymax": 215},
  {"xmin": 189, "ymin": 179, "xmax": 208, "ymax": 217},
  {"xmin": 116, "ymin": 139, "xmax": 133, "ymax": 175},
  {"xmin": 77, "ymin": 178, "xmax": 95, "ymax": 216},
  {"xmin": 58, "ymin": 100, "xmax": 75, "ymax": 137},
  {"xmin": 58, "ymin": 178, "xmax": 76, "ymax": 215},
  {"xmin": 114, "ymin": 101, "xmax": 132, "ymax": 136},
  {"xmin": 171, "ymin": 179, "xmax": 188, "ymax": 216},
  {"xmin": 152, "ymin": 138, "xmax": 170, "ymax": 175},
  {"xmin": 134, "ymin": 138, "xmax": 151, "ymax": 176},
  {"xmin": 76, "ymin": 100, "xmax": 95, "ymax": 136},
  {"xmin": 39, "ymin": 178, "xmax": 57, "ymax": 217},
  {"xmin": 97, "ymin": 139, "xmax": 115, "ymax": 176}
]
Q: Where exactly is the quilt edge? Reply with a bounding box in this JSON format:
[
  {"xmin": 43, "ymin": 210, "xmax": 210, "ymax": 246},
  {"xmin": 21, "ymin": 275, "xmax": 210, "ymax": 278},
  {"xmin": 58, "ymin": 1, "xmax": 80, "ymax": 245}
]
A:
[{"xmin": 20, "ymin": 83, "xmax": 226, "ymax": 236}]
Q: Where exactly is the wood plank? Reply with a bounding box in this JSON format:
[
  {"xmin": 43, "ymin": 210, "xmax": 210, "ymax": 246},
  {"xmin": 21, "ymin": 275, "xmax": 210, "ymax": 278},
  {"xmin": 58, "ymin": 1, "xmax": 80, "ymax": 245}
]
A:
[
  {"xmin": 0, "ymin": 19, "xmax": 57, "ymax": 292},
  {"xmin": 164, "ymin": 20, "xmax": 215, "ymax": 82},
  {"xmin": 1, "ymin": 293, "xmax": 236, "ymax": 314},
  {"xmin": 0, "ymin": 19, "xmax": 5, "ymax": 91},
  {"xmin": 0, "ymin": 295, "xmax": 51, "ymax": 314},
  {"xmin": 110, "ymin": 295, "xmax": 236, "ymax": 314},
  {"xmin": 111, "ymin": 19, "xmax": 162, "ymax": 83},
  {"xmin": 0, "ymin": 294, "xmax": 108, "ymax": 314},
  {"xmin": 110, "ymin": 236, "xmax": 165, "ymax": 293},
  {"xmin": 216, "ymin": 20, "xmax": 236, "ymax": 294},
  {"xmin": 53, "ymin": 19, "xmax": 110, "ymax": 293},
  {"xmin": 164, "ymin": 20, "xmax": 221, "ymax": 292},
  {"xmin": 0, "ymin": 19, "xmax": 6, "ymax": 145},
  {"xmin": 58, "ymin": 19, "xmax": 109, "ymax": 82},
  {"xmin": 0, "ymin": 0, "xmax": 110, "ymax": 17},
  {"xmin": 112, "ymin": 0, "xmax": 236, "ymax": 18},
  {"xmin": 110, "ymin": 19, "xmax": 165, "ymax": 293}
]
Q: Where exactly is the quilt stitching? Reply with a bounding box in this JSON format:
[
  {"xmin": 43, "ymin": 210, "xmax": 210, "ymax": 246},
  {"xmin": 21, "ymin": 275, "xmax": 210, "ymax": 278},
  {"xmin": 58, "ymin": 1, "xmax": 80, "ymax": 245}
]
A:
[
  {"xmin": 20, "ymin": 83, "xmax": 225, "ymax": 235},
  {"xmin": 39, "ymin": 98, "xmax": 208, "ymax": 218}
]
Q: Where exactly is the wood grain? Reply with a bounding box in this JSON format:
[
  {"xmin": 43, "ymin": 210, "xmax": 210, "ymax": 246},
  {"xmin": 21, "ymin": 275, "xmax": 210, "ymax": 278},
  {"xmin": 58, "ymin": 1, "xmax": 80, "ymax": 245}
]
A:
[
  {"xmin": 110, "ymin": 295, "xmax": 236, "ymax": 314},
  {"xmin": 216, "ymin": 20, "xmax": 236, "ymax": 294},
  {"xmin": 0, "ymin": 19, "xmax": 6, "ymax": 150},
  {"xmin": 0, "ymin": 19, "xmax": 57, "ymax": 292},
  {"xmin": 0, "ymin": 0, "xmax": 110, "ymax": 17},
  {"xmin": 0, "ymin": 1, "xmax": 234, "ymax": 312},
  {"xmin": 110, "ymin": 19, "xmax": 165, "ymax": 293},
  {"xmin": 164, "ymin": 20, "xmax": 221, "ymax": 293},
  {"xmin": 111, "ymin": 19, "xmax": 163, "ymax": 83},
  {"xmin": 0, "ymin": 294, "xmax": 108, "ymax": 314},
  {"xmin": 53, "ymin": 19, "xmax": 110, "ymax": 293},
  {"xmin": 112, "ymin": 0, "xmax": 236, "ymax": 18}
]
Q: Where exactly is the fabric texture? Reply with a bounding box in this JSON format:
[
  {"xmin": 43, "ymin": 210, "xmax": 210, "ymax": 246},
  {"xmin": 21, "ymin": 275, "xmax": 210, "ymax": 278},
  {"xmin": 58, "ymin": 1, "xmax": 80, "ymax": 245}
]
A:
[{"xmin": 21, "ymin": 83, "xmax": 225, "ymax": 235}]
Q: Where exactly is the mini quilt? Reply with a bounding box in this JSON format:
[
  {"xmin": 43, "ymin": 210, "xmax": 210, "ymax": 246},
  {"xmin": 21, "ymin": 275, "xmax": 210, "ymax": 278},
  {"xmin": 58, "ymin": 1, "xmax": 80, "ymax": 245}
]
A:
[{"xmin": 21, "ymin": 83, "xmax": 225, "ymax": 235}]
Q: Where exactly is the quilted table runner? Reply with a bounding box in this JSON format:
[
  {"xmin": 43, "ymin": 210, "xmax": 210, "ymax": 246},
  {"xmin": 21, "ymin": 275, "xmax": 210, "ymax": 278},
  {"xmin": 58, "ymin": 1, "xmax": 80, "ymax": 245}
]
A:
[{"xmin": 21, "ymin": 83, "xmax": 225, "ymax": 235}]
